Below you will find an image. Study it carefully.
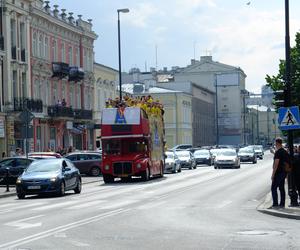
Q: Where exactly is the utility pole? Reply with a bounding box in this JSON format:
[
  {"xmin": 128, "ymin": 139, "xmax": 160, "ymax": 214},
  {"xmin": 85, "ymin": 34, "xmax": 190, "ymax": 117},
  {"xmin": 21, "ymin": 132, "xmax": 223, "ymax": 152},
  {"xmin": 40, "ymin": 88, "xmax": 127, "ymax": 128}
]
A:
[{"xmin": 284, "ymin": 0, "xmax": 298, "ymax": 206}]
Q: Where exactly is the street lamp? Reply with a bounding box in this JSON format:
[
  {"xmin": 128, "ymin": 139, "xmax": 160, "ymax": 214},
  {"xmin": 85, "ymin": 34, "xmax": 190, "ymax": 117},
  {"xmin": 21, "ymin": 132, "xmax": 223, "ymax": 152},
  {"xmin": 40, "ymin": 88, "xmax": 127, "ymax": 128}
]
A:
[{"xmin": 117, "ymin": 8, "xmax": 129, "ymax": 101}]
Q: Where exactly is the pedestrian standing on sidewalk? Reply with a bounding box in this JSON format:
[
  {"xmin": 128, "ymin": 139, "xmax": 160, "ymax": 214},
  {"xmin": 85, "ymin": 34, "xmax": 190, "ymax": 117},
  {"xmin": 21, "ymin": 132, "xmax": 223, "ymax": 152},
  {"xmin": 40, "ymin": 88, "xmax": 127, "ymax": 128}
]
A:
[{"xmin": 271, "ymin": 137, "xmax": 289, "ymax": 208}]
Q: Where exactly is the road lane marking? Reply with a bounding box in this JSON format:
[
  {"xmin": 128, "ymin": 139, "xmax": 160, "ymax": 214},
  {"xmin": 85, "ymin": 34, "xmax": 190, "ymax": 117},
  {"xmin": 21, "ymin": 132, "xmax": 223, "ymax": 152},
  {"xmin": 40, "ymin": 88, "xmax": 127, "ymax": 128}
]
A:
[
  {"xmin": 0, "ymin": 209, "xmax": 128, "ymax": 249},
  {"xmin": 216, "ymin": 200, "xmax": 232, "ymax": 209},
  {"xmin": 5, "ymin": 215, "xmax": 44, "ymax": 230},
  {"xmin": 66, "ymin": 200, "xmax": 107, "ymax": 209}
]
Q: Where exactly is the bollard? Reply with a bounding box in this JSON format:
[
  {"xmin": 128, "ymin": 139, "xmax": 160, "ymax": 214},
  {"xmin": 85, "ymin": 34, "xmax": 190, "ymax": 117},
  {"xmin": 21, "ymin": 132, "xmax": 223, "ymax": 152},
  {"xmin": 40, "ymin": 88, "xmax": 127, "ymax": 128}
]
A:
[{"xmin": 5, "ymin": 167, "xmax": 10, "ymax": 192}]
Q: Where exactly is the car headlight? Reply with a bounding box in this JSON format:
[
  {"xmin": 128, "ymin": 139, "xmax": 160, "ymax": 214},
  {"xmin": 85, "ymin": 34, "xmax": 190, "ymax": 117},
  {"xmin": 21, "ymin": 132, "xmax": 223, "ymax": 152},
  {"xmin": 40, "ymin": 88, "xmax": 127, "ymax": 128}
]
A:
[
  {"xmin": 136, "ymin": 163, "xmax": 142, "ymax": 169},
  {"xmin": 16, "ymin": 178, "xmax": 22, "ymax": 184},
  {"xmin": 50, "ymin": 177, "xmax": 57, "ymax": 182},
  {"xmin": 104, "ymin": 164, "xmax": 110, "ymax": 170}
]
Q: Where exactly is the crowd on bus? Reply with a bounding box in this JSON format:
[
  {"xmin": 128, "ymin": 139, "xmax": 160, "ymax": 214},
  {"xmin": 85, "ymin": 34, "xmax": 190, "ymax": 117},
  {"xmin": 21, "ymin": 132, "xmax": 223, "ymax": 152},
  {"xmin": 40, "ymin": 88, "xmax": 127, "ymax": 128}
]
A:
[{"xmin": 105, "ymin": 95, "xmax": 164, "ymax": 117}]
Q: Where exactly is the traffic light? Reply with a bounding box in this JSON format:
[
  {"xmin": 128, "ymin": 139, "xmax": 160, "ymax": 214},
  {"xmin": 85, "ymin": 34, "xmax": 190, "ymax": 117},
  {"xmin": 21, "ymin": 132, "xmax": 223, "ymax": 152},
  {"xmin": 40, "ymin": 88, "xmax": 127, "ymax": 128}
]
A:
[{"xmin": 273, "ymin": 89, "xmax": 286, "ymax": 108}]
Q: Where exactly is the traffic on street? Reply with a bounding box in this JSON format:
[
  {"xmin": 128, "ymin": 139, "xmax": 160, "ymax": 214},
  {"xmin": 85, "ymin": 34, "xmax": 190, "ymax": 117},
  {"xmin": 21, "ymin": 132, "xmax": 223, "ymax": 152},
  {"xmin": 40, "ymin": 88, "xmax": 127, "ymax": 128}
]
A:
[{"xmin": 0, "ymin": 151, "xmax": 300, "ymax": 249}]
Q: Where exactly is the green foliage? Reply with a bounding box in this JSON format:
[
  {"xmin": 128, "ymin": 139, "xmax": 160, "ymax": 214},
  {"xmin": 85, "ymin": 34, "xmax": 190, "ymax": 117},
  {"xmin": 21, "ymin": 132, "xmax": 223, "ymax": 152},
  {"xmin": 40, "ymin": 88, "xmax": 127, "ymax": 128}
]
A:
[{"xmin": 266, "ymin": 32, "xmax": 300, "ymax": 109}]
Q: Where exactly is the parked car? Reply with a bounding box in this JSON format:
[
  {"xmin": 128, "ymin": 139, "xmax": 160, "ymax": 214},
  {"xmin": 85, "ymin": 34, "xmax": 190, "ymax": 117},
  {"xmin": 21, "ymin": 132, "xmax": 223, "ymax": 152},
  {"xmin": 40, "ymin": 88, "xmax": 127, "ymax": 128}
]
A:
[
  {"xmin": 164, "ymin": 151, "xmax": 181, "ymax": 173},
  {"xmin": 175, "ymin": 150, "xmax": 196, "ymax": 169},
  {"xmin": 65, "ymin": 152, "xmax": 102, "ymax": 176},
  {"xmin": 214, "ymin": 149, "xmax": 240, "ymax": 169},
  {"xmin": 16, "ymin": 159, "xmax": 81, "ymax": 199},
  {"xmin": 171, "ymin": 144, "xmax": 193, "ymax": 151},
  {"xmin": 28, "ymin": 152, "xmax": 62, "ymax": 159},
  {"xmin": 193, "ymin": 149, "xmax": 214, "ymax": 166},
  {"xmin": 0, "ymin": 157, "xmax": 35, "ymax": 184},
  {"xmin": 238, "ymin": 147, "xmax": 257, "ymax": 164}
]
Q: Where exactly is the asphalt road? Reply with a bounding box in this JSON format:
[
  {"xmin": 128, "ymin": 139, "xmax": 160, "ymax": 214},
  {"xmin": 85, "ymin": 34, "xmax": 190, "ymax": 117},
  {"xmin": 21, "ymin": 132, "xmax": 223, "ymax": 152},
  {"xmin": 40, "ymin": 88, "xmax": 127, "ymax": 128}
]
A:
[{"xmin": 0, "ymin": 152, "xmax": 299, "ymax": 250}]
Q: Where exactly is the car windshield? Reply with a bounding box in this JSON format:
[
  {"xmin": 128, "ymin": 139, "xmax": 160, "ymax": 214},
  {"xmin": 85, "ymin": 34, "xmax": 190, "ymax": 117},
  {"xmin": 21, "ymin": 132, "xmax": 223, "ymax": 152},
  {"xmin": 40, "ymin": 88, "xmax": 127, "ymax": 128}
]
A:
[
  {"xmin": 176, "ymin": 151, "xmax": 190, "ymax": 157},
  {"xmin": 219, "ymin": 150, "xmax": 236, "ymax": 156},
  {"xmin": 254, "ymin": 146, "xmax": 262, "ymax": 151},
  {"xmin": 166, "ymin": 152, "xmax": 174, "ymax": 159},
  {"xmin": 239, "ymin": 148, "xmax": 253, "ymax": 153},
  {"xmin": 194, "ymin": 150, "xmax": 209, "ymax": 156},
  {"xmin": 26, "ymin": 161, "xmax": 61, "ymax": 173}
]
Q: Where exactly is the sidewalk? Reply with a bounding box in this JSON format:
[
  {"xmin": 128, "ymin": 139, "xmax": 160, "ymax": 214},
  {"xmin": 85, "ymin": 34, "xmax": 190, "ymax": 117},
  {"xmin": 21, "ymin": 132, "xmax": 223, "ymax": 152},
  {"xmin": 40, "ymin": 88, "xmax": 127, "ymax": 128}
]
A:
[
  {"xmin": 257, "ymin": 190, "xmax": 300, "ymax": 220},
  {"xmin": 0, "ymin": 176, "xmax": 101, "ymax": 199}
]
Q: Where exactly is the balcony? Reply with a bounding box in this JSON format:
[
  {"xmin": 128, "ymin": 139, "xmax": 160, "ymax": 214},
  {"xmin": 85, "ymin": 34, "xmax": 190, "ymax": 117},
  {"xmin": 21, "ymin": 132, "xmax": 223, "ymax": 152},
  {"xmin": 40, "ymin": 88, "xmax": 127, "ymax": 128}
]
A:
[
  {"xmin": 69, "ymin": 66, "xmax": 85, "ymax": 82},
  {"xmin": 14, "ymin": 98, "xmax": 43, "ymax": 113},
  {"xmin": 52, "ymin": 62, "xmax": 69, "ymax": 79},
  {"xmin": 74, "ymin": 109, "xmax": 93, "ymax": 120},
  {"xmin": 48, "ymin": 106, "xmax": 74, "ymax": 118}
]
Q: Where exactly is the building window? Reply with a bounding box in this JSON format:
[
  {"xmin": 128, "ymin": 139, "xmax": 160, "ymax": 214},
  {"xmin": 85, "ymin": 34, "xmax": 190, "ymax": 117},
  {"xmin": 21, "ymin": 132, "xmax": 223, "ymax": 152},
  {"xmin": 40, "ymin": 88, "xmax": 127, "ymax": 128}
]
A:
[
  {"xmin": 76, "ymin": 47, "xmax": 80, "ymax": 67},
  {"xmin": 70, "ymin": 85, "xmax": 74, "ymax": 108},
  {"xmin": 12, "ymin": 70, "xmax": 17, "ymax": 99},
  {"xmin": 52, "ymin": 39, "xmax": 57, "ymax": 61},
  {"xmin": 20, "ymin": 22, "xmax": 26, "ymax": 62},
  {"xmin": 11, "ymin": 19, "xmax": 16, "ymax": 59},
  {"xmin": 21, "ymin": 73, "xmax": 26, "ymax": 98},
  {"xmin": 68, "ymin": 46, "xmax": 73, "ymax": 65},
  {"xmin": 38, "ymin": 34, "xmax": 43, "ymax": 58},
  {"xmin": 61, "ymin": 42, "xmax": 65, "ymax": 62},
  {"xmin": 62, "ymin": 82, "xmax": 66, "ymax": 104},
  {"xmin": 53, "ymin": 82, "xmax": 57, "ymax": 105},
  {"xmin": 32, "ymin": 32, "xmax": 37, "ymax": 57},
  {"xmin": 44, "ymin": 37, "xmax": 49, "ymax": 60},
  {"xmin": 77, "ymin": 85, "xmax": 81, "ymax": 109}
]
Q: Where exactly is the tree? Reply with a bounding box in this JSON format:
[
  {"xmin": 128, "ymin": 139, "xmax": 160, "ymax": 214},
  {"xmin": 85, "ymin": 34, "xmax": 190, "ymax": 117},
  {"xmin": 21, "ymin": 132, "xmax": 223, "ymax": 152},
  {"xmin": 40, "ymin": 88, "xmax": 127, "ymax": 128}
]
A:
[{"xmin": 266, "ymin": 32, "xmax": 300, "ymax": 109}]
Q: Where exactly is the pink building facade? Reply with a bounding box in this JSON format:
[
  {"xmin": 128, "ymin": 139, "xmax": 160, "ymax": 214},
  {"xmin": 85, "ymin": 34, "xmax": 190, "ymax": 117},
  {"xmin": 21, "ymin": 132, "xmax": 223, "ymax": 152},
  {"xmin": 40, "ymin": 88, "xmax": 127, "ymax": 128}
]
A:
[{"xmin": 29, "ymin": 1, "xmax": 97, "ymax": 152}]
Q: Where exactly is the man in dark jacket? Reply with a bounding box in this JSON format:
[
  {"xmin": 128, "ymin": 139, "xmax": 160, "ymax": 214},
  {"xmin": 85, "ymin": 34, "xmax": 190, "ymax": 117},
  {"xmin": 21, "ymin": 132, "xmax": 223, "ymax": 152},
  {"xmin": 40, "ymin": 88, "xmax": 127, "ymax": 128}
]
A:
[{"xmin": 271, "ymin": 137, "xmax": 289, "ymax": 207}]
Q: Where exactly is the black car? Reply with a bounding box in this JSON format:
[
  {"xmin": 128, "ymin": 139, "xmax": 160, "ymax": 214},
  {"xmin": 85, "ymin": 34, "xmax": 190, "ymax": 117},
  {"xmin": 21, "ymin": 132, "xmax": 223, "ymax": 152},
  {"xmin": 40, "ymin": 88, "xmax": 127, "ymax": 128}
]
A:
[
  {"xmin": 65, "ymin": 152, "xmax": 102, "ymax": 176},
  {"xmin": 0, "ymin": 157, "xmax": 35, "ymax": 184},
  {"xmin": 16, "ymin": 159, "xmax": 81, "ymax": 199},
  {"xmin": 193, "ymin": 149, "xmax": 214, "ymax": 166}
]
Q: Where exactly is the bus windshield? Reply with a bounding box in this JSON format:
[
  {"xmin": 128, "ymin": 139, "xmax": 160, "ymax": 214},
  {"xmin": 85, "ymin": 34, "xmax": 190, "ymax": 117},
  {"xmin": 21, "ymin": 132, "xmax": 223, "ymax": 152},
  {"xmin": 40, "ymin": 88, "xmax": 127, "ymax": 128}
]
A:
[{"xmin": 103, "ymin": 140, "xmax": 147, "ymax": 155}]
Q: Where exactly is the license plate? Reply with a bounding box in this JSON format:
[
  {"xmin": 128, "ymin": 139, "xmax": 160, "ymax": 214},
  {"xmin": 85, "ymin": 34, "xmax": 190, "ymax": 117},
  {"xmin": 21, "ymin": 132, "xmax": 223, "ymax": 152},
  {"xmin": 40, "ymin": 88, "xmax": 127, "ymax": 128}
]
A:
[{"xmin": 27, "ymin": 186, "xmax": 41, "ymax": 190}]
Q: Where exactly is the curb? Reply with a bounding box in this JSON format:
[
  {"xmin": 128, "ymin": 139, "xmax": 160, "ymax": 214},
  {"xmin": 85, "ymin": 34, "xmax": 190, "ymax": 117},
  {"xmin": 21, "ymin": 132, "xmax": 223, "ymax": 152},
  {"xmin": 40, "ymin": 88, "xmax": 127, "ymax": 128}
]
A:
[
  {"xmin": 257, "ymin": 192, "xmax": 300, "ymax": 220},
  {"xmin": 0, "ymin": 177, "xmax": 101, "ymax": 199}
]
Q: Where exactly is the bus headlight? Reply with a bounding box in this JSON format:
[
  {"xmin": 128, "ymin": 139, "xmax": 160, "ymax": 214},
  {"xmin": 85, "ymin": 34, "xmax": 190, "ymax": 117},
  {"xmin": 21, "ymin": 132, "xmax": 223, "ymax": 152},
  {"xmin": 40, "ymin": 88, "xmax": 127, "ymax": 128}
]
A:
[
  {"xmin": 16, "ymin": 178, "xmax": 22, "ymax": 184},
  {"xmin": 104, "ymin": 165, "xmax": 110, "ymax": 170},
  {"xmin": 136, "ymin": 163, "xmax": 142, "ymax": 169}
]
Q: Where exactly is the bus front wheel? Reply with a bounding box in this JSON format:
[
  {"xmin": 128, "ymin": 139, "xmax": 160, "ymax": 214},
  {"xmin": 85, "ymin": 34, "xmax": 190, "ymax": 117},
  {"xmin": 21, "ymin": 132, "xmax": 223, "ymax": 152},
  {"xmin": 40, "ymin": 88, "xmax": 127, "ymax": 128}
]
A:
[{"xmin": 103, "ymin": 174, "xmax": 114, "ymax": 184}]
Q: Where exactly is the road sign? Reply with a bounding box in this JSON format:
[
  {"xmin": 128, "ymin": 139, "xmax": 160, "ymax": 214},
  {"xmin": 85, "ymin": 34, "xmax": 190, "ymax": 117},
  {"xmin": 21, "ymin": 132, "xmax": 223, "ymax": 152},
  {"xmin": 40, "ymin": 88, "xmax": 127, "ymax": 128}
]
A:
[
  {"xmin": 19, "ymin": 110, "xmax": 35, "ymax": 124},
  {"xmin": 278, "ymin": 106, "xmax": 300, "ymax": 130}
]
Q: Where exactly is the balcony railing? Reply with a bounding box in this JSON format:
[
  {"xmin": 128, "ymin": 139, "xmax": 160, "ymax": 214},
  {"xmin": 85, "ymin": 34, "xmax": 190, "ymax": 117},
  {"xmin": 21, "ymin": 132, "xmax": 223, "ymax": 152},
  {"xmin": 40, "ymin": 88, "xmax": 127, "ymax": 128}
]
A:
[
  {"xmin": 69, "ymin": 66, "xmax": 85, "ymax": 82},
  {"xmin": 14, "ymin": 98, "xmax": 43, "ymax": 113},
  {"xmin": 74, "ymin": 109, "xmax": 93, "ymax": 120},
  {"xmin": 52, "ymin": 62, "xmax": 69, "ymax": 78},
  {"xmin": 48, "ymin": 106, "xmax": 93, "ymax": 120},
  {"xmin": 48, "ymin": 106, "xmax": 74, "ymax": 118}
]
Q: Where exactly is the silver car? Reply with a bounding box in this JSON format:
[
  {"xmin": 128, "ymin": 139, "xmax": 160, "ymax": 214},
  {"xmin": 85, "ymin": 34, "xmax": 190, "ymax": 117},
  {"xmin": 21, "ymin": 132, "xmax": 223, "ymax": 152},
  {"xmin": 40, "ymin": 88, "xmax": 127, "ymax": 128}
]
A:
[
  {"xmin": 214, "ymin": 149, "xmax": 240, "ymax": 169},
  {"xmin": 164, "ymin": 151, "xmax": 181, "ymax": 173},
  {"xmin": 175, "ymin": 150, "xmax": 196, "ymax": 170}
]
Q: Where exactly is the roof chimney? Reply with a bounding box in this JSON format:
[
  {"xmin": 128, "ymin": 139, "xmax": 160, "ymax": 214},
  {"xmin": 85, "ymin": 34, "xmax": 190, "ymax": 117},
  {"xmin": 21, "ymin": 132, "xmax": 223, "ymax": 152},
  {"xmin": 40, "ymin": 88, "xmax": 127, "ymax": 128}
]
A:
[
  {"xmin": 200, "ymin": 56, "xmax": 213, "ymax": 63},
  {"xmin": 53, "ymin": 5, "xmax": 59, "ymax": 17}
]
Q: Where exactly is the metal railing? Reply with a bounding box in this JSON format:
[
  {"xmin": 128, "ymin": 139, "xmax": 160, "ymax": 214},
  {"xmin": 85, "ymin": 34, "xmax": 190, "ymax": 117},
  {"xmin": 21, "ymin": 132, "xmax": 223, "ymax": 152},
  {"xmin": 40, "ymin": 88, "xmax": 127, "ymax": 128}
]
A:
[{"xmin": 14, "ymin": 98, "xmax": 43, "ymax": 113}]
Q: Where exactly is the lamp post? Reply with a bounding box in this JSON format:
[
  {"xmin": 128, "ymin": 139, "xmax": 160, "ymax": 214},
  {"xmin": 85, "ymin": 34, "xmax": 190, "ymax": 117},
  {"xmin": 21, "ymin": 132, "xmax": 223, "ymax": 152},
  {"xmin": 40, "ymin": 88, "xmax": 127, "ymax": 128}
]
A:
[
  {"xmin": 284, "ymin": 0, "xmax": 298, "ymax": 206},
  {"xmin": 267, "ymin": 107, "xmax": 271, "ymax": 144},
  {"xmin": 117, "ymin": 8, "xmax": 129, "ymax": 101},
  {"xmin": 256, "ymin": 103, "xmax": 259, "ymax": 144}
]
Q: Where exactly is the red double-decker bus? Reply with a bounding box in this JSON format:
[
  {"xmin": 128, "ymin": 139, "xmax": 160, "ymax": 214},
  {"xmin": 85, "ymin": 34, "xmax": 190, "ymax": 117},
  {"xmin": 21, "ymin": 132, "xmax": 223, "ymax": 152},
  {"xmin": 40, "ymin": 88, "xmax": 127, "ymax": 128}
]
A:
[{"xmin": 100, "ymin": 107, "xmax": 165, "ymax": 183}]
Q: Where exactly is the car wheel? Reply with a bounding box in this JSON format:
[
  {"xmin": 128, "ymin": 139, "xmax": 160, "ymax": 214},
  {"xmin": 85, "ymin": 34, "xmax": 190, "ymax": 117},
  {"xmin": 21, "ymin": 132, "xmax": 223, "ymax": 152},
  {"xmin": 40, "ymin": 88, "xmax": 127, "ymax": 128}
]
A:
[
  {"xmin": 103, "ymin": 174, "xmax": 114, "ymax": 184},
  {"xmin": 141, "ymin": 167, "xmax": 150, "ymax": 181},
  {"xmin": 208, "ymin": 160, "xmax": 212, "ymax": 166},
  {"xmin": 74, "ymin": 178, "xmax": 82, "ymax": 194},
  {"xmin": 89, "ymin": 166, "xmax": 101, "ymax": 177},
  {"xmin": 58, "ymin": 181, "xmax": 65, "ymax": 196},
  {"xmin": 177, "ymin": 166, "xmax": 182, "ymax": 173},
  {"xmin": 172, "ymin": 166, "xmax": 176, "ymax": 174},
  {"xmin": 17, "ymin": 192, "xmax": 25, "ymax": 199}
]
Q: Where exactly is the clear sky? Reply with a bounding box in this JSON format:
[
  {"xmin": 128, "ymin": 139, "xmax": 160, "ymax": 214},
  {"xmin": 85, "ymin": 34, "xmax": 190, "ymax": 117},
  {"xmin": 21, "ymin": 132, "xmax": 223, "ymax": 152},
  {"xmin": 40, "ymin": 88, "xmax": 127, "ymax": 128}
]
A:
[{"xmin": 53, "ymin": 0, "xmax": 300, "ymax": 93}]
